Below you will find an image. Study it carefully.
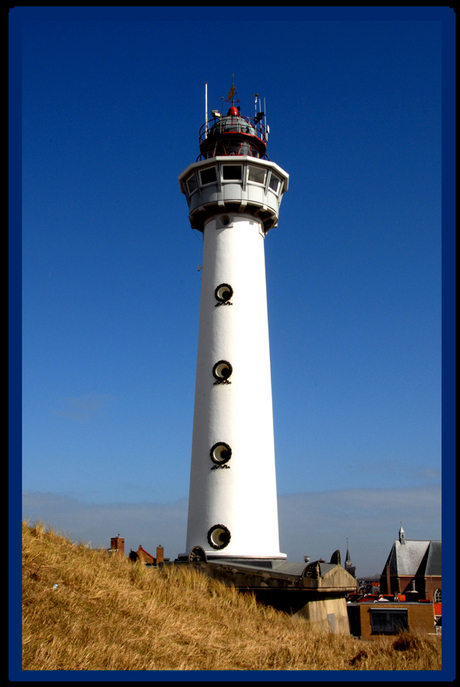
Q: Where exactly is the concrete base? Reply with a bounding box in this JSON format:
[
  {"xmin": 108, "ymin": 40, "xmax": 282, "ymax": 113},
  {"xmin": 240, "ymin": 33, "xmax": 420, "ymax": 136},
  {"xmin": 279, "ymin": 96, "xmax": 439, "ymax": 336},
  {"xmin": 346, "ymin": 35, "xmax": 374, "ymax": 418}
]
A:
[
  {"xmin": 176, "ymin": 556, "xmax": 357, "ymax": 635},
  {"xmin": 293, "ymin": 597, "xmax": 351, "ymax": 635}
]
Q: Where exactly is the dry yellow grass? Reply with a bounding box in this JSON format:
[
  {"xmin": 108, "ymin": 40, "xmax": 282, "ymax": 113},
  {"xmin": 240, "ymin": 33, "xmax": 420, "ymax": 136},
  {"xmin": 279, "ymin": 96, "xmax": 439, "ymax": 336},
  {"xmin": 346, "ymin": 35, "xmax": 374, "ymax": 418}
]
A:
[{"xmin": 22, "ymin": 521, "xmax": 442, "ymax": 672}]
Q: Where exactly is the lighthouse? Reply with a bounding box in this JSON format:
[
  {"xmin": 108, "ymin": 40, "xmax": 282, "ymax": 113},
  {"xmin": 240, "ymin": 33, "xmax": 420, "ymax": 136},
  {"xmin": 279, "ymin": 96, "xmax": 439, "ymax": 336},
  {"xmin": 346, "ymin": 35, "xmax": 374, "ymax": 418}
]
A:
[{"xmin": 178, "ymin": 88, "xmax": 289, "ymax": 562}]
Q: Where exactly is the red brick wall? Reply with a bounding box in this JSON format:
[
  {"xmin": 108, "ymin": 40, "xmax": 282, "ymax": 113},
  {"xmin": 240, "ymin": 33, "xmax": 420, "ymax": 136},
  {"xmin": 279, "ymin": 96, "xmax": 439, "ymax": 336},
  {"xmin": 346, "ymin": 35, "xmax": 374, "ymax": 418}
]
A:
[{"xmin": 423, "ymin": 576, "xmax": 441, "ymax": 602}]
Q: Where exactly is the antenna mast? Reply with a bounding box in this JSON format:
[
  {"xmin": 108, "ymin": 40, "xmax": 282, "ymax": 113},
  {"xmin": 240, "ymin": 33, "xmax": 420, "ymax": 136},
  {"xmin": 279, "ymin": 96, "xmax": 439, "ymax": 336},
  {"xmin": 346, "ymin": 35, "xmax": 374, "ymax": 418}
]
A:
[
  {"xmin": 264, "ymin": 97, "xmax": 267, "ymax": 136},
  {"xmin": 205, "ymin": 82, "xmax": 208, "ymax": 138}
]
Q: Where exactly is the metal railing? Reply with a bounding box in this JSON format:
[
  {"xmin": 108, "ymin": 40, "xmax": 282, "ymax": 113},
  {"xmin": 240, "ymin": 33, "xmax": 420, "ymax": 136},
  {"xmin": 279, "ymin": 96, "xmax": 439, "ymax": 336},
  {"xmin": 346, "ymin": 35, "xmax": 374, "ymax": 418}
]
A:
[{"xmin": 199, "ymin": 114, "xmax": 267, "ymax": 147}]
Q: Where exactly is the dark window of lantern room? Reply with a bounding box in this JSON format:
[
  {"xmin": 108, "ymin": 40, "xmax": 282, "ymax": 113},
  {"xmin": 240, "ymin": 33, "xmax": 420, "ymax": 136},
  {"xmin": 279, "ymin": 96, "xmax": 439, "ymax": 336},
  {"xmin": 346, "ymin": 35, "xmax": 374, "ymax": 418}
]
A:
[
  {"xmin": 222, "ymin": 166, "xmax": 242, "ymax": 181},
  {"xmin": 248, "ymin": 166, "xmax": 266, "ymax": 184},
  {"xmin": 186, "ymin": 174, "xmax": 197, "ymax": 195},
  {"xmin": 269, "ymin": 174, "xmax": 280, "ymax": 193},
  {"xmin": 200, "ymin": 167, "xmax": 217, "ymax": 185}
]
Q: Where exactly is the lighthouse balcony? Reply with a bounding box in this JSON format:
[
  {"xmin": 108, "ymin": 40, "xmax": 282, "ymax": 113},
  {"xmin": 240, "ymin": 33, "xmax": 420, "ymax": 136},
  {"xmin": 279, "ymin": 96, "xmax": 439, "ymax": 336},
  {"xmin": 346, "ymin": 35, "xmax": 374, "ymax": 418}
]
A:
[{"xmin": 179, "ymin": 157, "xmax": 289, "ymax": 233}]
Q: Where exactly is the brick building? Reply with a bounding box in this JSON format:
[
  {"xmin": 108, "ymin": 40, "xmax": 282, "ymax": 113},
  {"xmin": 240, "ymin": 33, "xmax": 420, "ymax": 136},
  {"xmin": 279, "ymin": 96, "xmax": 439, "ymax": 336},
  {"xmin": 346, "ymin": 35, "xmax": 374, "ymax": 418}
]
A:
[
  {"xmin": 348, "ymin": 600, "xmax": 438, "ymax": 640},
  {"xmin": 378, "ymin": 526, "xmax": 441, "ymax": 604},
  {"xmin": 128, "ymin": 544, "xmax": 165, "ymax": 566},
  {"xmin": 109, "ymin": 535, "xmax": 125, "ymax": 557}
]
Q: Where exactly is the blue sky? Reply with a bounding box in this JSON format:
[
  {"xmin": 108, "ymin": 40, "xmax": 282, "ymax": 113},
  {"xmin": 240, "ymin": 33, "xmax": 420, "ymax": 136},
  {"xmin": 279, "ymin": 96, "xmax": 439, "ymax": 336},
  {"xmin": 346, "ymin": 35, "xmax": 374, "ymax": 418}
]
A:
[{"xmin": 12, "ymin": 7, "xmax": 455, "ymax": 580}]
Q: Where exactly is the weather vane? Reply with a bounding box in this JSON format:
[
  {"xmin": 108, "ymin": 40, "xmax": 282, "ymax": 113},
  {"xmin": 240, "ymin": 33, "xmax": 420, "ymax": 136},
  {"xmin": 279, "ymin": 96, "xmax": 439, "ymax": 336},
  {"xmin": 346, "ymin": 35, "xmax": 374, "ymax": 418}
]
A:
[{"xmin": 226, "ymin": 75, "xmax": 239, "ymax": 103}]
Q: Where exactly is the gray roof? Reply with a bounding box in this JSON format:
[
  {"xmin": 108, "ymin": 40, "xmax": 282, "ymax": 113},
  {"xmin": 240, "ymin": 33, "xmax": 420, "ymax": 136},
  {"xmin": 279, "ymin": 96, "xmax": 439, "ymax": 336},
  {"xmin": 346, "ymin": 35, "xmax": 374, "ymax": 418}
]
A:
[
  {"xmin": 424, "ymin": 540, "xmax": 442, "ymax": 576},
  {"xmin": 382, "ymin": 539, "xmax": 441, "ymax": 577}
]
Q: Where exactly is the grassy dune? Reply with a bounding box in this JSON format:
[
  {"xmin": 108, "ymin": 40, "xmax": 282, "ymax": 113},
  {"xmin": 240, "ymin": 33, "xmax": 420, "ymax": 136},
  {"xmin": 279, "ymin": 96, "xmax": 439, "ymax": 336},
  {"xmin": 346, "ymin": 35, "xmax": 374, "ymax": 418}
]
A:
[{"xmin": 22, "ymin": 522, "xmax": 441, "ymax": 672}]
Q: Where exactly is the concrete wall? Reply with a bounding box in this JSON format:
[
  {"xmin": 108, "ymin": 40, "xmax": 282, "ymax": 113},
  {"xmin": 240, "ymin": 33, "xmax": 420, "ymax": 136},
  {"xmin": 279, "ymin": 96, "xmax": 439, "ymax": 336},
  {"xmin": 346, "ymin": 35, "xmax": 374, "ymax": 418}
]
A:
[{"xmin": 294, "ymin": 597, "xmax": 351, "ymax": 635}]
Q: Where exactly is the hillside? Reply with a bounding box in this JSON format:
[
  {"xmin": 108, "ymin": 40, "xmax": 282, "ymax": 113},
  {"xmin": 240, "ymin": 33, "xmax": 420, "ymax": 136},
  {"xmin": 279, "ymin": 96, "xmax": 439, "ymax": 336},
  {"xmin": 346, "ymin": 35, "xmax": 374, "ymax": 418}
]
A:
[{"xmin": 22, "ymin": 522, "xmax": 441, "ymax": 672}]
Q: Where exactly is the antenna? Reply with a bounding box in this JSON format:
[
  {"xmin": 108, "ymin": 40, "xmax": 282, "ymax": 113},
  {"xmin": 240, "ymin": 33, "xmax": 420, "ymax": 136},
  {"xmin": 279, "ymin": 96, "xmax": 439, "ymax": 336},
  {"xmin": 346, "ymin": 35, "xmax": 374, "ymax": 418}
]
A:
[
  {"xmin": 254, "ymin": 93, "xmax": 259, "ymax": 120},
  {"xmin": 205, "ymin": 82, "xmax": 208, "ymax": 138}
]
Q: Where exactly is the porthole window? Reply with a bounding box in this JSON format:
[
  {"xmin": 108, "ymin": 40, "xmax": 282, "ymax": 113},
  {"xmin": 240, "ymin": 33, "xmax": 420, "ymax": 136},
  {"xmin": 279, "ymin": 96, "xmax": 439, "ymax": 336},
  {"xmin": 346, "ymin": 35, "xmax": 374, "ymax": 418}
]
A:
[
  {"xmin": 222, "ymin": 165, "xmax": 242, "ymax": 181},
  {"xmin": 215, "ymin": 283, "xmax": 233, "ymax": 304},
  {"xmin": 207, "ymin": 524, "xmax": 231, "ymax": 550},
  {"xmin": 213, "ymin": 360, "xmax": 232, "ymax": 383},
  {"xmin": 210, "ymin": 442, "xmax": 232, "ymax": 465}
]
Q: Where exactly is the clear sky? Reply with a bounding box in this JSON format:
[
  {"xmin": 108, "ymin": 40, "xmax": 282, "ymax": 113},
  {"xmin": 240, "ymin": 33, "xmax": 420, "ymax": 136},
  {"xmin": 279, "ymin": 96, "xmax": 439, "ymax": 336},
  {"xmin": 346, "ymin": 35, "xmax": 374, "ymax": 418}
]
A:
[{"xmin": 13, "ymin": 7, "xmax": 455, "ymax": 579}]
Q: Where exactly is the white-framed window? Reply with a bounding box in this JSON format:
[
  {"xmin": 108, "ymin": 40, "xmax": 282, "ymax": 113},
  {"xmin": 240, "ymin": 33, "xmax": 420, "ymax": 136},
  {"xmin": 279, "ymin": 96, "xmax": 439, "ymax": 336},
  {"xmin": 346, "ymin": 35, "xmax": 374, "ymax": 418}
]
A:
[
  {"xmin": 199, "ymin": 166, "xmax": 217, "ymax": 186},
  {"xmin": 247, "ymin": 165, "xmax": 266, "ymax": 185},
  {"xmin": 269, "ymin": 172, "xmax": 281, "ymax": 193},
  {"xmin": 222, "ymin": 165, "xmax": 242, "ymax": 181},
  {"xmin": 186, "ymin": 173, "xmax": 197, "ymax": 195},
  {"xmin": 434, "ymin": 589, "xmax": 442, "ymax": 603}
]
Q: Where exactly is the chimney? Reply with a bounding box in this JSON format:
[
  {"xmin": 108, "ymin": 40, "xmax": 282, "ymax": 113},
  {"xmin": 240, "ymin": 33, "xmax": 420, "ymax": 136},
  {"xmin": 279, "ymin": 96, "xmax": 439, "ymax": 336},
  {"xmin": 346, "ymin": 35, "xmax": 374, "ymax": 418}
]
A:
[
  {"xmin": 156, "ymin": 545, "xmax": 164, "ymax": 566},
  {"xmin": 111, "ymin": 535, "xmax": 125, "ymax": 557}
]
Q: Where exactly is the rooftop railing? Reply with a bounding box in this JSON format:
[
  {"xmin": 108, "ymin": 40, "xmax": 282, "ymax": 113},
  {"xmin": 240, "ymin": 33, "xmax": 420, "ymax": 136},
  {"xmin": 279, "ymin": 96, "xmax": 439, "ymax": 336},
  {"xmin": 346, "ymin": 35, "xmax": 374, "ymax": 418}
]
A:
[{"xmin": 199, "ymin": 114, "xmax": 267, "ymax": 147}]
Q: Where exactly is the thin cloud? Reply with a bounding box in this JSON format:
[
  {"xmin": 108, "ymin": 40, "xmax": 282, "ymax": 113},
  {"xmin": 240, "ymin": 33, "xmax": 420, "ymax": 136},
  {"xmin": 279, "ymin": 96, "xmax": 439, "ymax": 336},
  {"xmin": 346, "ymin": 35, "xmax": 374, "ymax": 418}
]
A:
[
  {"xmin": 277, "ymin": 485, "xmax": 441, "ymax": 576},
  {"xmin": 22, "ymin": 484, "xmax": 441, "ymax": 577},
  {"xmin": 54, "ymin": 393, "xmax": 116, "ymax": 422}
]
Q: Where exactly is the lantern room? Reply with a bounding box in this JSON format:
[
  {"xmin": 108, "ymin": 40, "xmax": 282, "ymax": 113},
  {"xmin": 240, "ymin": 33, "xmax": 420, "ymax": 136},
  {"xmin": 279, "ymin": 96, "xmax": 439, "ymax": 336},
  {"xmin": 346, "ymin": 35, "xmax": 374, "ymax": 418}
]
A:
[{"xmin": 199, "ymin": 104, "xmax": 268, "ymax": 160}]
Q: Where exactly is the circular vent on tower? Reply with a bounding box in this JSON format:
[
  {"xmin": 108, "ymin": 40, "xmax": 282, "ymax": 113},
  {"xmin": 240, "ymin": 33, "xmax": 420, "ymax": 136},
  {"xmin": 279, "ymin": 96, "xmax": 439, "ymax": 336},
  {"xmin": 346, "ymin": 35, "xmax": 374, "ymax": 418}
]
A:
[
  {"xmin": 219, "ymin": 215, "xmax": 232, "ymax": 227},
  {"xmin": 207, "ymin": 524, "xmax": 231, "ymax": 550},
  {"xmin": 215, "ymin": 283, "xmax": 233, "ymax": 304},
  {"xmin": 210, "ymin": 442, "xmax": 232, "ymax": 465},
  {"xmin": 213, "ymin": 360, "xmax": 233, "ymax": 383}
]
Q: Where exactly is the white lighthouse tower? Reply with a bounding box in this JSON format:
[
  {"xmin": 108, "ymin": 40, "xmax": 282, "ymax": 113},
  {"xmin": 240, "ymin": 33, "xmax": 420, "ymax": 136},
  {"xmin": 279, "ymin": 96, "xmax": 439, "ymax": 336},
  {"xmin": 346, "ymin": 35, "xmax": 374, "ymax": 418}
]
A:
[{"xmin": 178, "ymin": 88, "xmax": 288, "ymax": 562}]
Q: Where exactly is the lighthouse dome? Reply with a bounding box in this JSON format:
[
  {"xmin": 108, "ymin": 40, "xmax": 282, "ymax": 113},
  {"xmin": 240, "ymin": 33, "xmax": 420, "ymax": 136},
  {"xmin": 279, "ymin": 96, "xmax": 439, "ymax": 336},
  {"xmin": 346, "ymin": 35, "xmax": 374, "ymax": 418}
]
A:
[
  {"xmin": 208, "ymin": 112, "xmax": 257, "ymax": 139},
  {"xmin": 199, "ymin": 103, "xmax": 267, "ymax": 159}
]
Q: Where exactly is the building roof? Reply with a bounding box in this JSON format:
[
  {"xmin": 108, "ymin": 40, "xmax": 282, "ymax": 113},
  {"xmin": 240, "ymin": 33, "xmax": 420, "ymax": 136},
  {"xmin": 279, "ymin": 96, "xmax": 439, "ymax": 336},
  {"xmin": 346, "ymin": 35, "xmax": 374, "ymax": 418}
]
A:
[
  {"xmin": 136, "ymin": 545, "xmax": 155, "ymax": 562},
  {"xmin": 382, "ymin": 537, "xmax": 441, "ymax": 578},
  {"xmin": 423, "ymin": 540, "xmax": 442, "ymax": 576}
]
